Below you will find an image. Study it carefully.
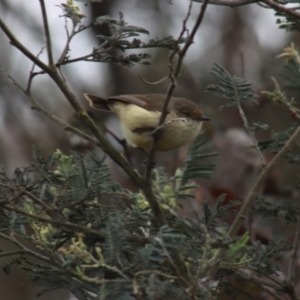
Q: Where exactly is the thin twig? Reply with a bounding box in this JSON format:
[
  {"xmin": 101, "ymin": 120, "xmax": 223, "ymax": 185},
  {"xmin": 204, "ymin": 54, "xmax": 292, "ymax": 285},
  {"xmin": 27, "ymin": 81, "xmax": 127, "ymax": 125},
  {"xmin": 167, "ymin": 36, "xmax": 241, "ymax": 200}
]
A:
[
  {"xmin": 0, "ymin": 18, "xmax": 51, "ymax": 72},
  {"xmin": 0, "ymin": 68, "xmax": 104, "ymax": 150},
  {"xmin": 0, "ymin": 21, "xmax": 140, "ymax": 181},
  {"xmin": 236, "ymin": 101, "xmax": 266, "ymax": 165},
  {"xmin": 57, "ymin": 22, "xmax": 76, "ymax": 65},
  {"xmin": 236, "ymin": 270, "xmax": 285, "ymax": 300},
  {"xmin": 260, "ymin": 0, "xmax": 300, "ymax": 19},
  {"xmin": 0, "ymin": 182, "xmax": 56, "ymax": 218},
  {"xmin": 139, "ymin": 74, "xmax": 168, "ymax": 85},
  {"xmin": 2, "ymin": 203, "xmax": 149, "ymax": 245},
  {"xmin": 205, "ymin": 52, "xmax": 300, "ymax": 285},
  {"xmin": 156, "ymin": 237, "xmax": 191, "ymax": 286},
  {"xmin": 206, "ymin": 122, "xmax": 300, "ymax": 283},
  {"xmin": 26, "ymin": 47, "xmax": 46, "ymax": 93},
  {"xmin": 0, "ymin": 232, "xmax": 53, "ymax": 264},
  {"xmin": 288, "ymin": 216, "xmax": 300, "ymax": 285},
  {"xmin": 193, "ymin": 0, "xmax": 255, "ymax": 7},
  {"xmin": 145, "ymin": 0, "xmax": 209, "ymax": 180},
  {"xmin": 39, "ymin": 0, "xmax": 54, "ymax": 66},
  {"xmin": 0, "ymin": 14, "xmax": 165, "ymax": 228},
  {"xmin": 238, "ymin": 52, "xmax": 266, "ymax": 166}
]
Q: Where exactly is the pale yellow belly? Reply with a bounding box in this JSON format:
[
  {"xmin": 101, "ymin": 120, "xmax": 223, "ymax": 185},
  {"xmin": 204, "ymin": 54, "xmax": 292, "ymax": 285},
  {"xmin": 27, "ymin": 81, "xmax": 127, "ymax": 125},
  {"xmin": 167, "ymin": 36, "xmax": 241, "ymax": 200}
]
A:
[{"xmin": 112, "ymin": 103, "xmax": 202, "ymax": 151}]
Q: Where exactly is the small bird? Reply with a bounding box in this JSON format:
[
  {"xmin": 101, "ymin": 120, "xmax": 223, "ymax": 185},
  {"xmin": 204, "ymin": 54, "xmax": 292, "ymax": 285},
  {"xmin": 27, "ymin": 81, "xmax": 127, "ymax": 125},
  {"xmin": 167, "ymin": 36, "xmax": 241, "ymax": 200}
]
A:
[{"xmin": 84, "ymin": 93, "xmax": 210, "ymax": 152}]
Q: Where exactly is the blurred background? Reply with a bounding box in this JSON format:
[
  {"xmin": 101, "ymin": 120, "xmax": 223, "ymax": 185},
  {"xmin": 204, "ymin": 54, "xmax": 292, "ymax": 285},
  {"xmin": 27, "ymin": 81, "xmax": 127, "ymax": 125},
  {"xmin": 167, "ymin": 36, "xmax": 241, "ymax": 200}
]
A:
[{"xmin": 0, "ymin": 0, "xmax": 300, "ymax": 299}]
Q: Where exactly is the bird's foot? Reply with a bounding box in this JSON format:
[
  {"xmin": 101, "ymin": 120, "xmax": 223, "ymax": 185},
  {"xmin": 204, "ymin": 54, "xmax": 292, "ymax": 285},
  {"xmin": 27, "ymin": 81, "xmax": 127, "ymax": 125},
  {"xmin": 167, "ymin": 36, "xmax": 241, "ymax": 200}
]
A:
[
  {"xmin": 151, "ymin": 126, "xmax": 164, "ymax": 139},
  {"xmin": 143, "ymin": 159, "xmax": 155, "ymax": 169}
]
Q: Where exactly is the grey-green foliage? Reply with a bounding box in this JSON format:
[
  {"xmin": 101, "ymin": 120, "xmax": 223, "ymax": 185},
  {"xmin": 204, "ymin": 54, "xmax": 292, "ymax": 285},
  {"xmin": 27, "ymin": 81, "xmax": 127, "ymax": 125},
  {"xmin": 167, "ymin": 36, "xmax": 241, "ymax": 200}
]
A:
[
  {"xmin": 276, "ymin": 9, "xmax": 300, "ymax": 32},
  {"xmin": 93, "ymin": 12, "xmax": 185, "ymax": 67},
  {"xmin": 259, "ymin": 57, "xmax": 300, "ymax": 161},
  {"xmin": 2, "ymin": 60, "xmax": 300, "ymax": 298},
  {"xmin": 282, "ymin": 58, "xmax": 300, "ymax": 90},
  {"xmin": 206, "ymin": 63, "xmax": 257, "ymax": 108},
  {"xmin": 0, "ymin": 135, "xmax": 266, "ymax": 300},
  {"xmin": 60, "ymin": 6, "xmax": 186, "ymax": 68},
  {"xmin": 174, "ymin": 130, "xmax": 217, "ymax": 200},
  {"xmin": 254, "ymin": 196, "xmax": 300, "ymax": 224}
]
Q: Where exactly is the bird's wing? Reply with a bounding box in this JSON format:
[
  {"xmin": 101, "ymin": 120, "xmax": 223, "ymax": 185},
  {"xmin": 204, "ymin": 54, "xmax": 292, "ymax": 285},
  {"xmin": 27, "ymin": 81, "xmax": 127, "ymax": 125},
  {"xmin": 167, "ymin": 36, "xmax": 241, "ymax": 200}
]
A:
[{"xmin": 84, "ymin": 93, "xmax": 171, "ymax": 113}]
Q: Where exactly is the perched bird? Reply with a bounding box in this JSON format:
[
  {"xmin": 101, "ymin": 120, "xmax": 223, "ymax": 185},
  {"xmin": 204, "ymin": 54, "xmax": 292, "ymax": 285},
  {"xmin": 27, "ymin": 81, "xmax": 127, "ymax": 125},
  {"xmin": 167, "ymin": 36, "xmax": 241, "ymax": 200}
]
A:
[{"xmin": 84, "ymin": 93, "xmax": 210, "ymax": 152}]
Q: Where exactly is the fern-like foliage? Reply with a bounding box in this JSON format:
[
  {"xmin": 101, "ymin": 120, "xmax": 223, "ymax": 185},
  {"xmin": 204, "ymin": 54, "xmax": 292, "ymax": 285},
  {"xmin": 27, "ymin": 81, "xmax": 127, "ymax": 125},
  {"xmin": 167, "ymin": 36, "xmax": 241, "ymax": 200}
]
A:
[
  {"xmin": 275, "ymin": 7, "xmax": 300, "ymax": 32},
  {"xmin": 174, "ymin": 130, "xmax": 217, "ymax": 200},
  {"xmin": 206, "ymin": 63, "xmax": 257, "ymax": 108},
  {"xmin": 282, "ymin": 58, "xmax": 300, "ymax": 90},
  {"xmin": 0, "ymin": 139, "xmax": 275, "ymax": 300},
  {"xmin": 260, "ymin": 46, "xmax": 300, "ymax": 161},
  {"xmin": 1, "ymin": 63, "xmax": 300, "ymax": 299},
  {"xmin": 58, "ymin": 5, "xmax": 186, "ymax": 68}
]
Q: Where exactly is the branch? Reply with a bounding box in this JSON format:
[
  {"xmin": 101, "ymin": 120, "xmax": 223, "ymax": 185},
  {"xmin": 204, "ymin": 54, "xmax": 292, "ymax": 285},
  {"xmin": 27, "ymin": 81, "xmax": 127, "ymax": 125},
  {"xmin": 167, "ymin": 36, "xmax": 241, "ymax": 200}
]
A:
[
  {"xmin": 206, "ymin": 123, "xmax": 300, "ymax": 282},
  {"xmin": 0, "ymin": 182, "xmax": 56, "ymax": 218},
  {"xmin": 228, "ymin": 122, "xmax": 300, "ymax": 234},
  {"xmin": 260, "ymin": 0, "xmax": 300, "ymax": 19},
  {"xmin": 237, "ymin": 53, "xmax": 266, "ymax": 166},
  {"xmin": 236, "ymin": 101, "xmax": 266, "ymax": 166},
  {"xmin": 192, "ymin": 0, "xmax": 256, "ymax": 7},
  {"xmin": 0, "ymin": 232, "xmax": 54, "ymax": 265},
  {"xmin": 288, "ymin": 217, "xmax": 300, "ymax": 285},
  {"xmin": 39, "ymin": 0, "xmax": 54, "ymax": 66},
  {"xmin": 0, "ymin": 13, "xmax": 164, "ymax": 228},
  {"xmin": 57, "ymin": 22, "xmax": 76, "ymax": 65},
  {"xmin": 145, "ymin": 0, "xmax": 210, "ymax": 179},
  {"xmin": 0, "ymin": 18, "xmax": 51, "ymax": 73},
  {"xmin": 0, "ymin": 19, "xmax": 141, "ymax": 190},
  {"xmin": 0, "ymin": 68, "xmax": 103, "ymax": 151},
  {"xmin": 195, "ymin": 0, "xmax": 300, "ymax": 20}
]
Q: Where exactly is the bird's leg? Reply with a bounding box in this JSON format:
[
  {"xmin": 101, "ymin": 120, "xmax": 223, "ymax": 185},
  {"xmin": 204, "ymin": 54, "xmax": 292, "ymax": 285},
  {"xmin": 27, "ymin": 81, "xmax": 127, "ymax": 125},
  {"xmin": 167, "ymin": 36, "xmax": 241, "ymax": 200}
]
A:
[
  {"xmin": 136, "ymin": 147, "xmax": 156, "ymax": 169},
  {"xmin": 150, "ymin": 125, "xmax": 164, "ymax": 139},
  {"xmin": 119, "ymin": 139, "xmax": 132, "ymax": 165},
  {"xmin": 142, "ymin": 158, "xmax": 155, "ymax": 169},
  {"xmin": 106, "ymin": 128, "xmax": 132, "ymax": 165}
]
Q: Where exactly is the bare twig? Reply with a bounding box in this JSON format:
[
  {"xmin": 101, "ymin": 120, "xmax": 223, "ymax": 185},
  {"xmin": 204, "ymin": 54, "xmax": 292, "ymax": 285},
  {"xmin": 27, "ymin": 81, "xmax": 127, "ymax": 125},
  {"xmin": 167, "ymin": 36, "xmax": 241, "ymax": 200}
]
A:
[
  {"xmin": 26, "ymin": 47, "xmax": 46, "ymax": 93},
  {"xmin": 260, "ymin": 0, "xmax": 300, "ymax": 19},
  {"xmin": 240, "ymin": 154, "xmax": 296, "ymax": 234},
  {"xmin": 0, "ymin": 19, "xmax": 139, "ymax": 181},
  {"xmin": 145, "ymin": 0, "xmax": 210, "ymax": 180},
  {"xmin": 0, "ymin": 13, "xmax": 164, "ymax": 228},
  {"xmin": 139, "ymin": 74, "xmax": 168, "ymax": 85},
  {"xmin": 57, "ymin": 22, "xmax": 76, "ymax": 65},
  {"xmin": 142, "ymin": 0, "xmax": 210, "ymax": 227},
  {"xmin": 39, "ymin": 0, "xmax": 54, "ymax": 66},
  {"xmin": 0, "ymin": 182, "xmax": 57, "ymax": 218},
  {"xmin": 206, "ymin": 122, "xmax": 300, "ymax": 283},
  {"xmin": 0, "ymin": 232, "xmax": 53, "ymax": 265},
  {"xmin": 156, "ymin": 237, "xmax": 191, "ymax": 286},
  {"xmin": 0, "ymin": 19, "xmax": 51, "ymax": 73},
  {"xmin": 195, "ymin": 0, "xmax": 300, "ymax": 19},
  {"xmin": 2, "ymin": 203, "xmax": 149, "ymax": 245},
  {"xmin": 26, "ymin": 71, "xmax": 46, "ymax": 94},
  {"xmin": 0, "ymin": 68, "xmax": 103, "ymax": 150},
  {"xmin": 236, "ymin": 101, "xmax": 266, "ymax": 166},
  {"xmin": 238, "ymin": 52, "xmax": 266, "ymax": 166},
  {"xmin": 193, "ymin": 0, "xmax": 255, "ymax": 7},
  {"xmin": 288, "ymin": 217, "xmax": 300, "ymax": 285}
]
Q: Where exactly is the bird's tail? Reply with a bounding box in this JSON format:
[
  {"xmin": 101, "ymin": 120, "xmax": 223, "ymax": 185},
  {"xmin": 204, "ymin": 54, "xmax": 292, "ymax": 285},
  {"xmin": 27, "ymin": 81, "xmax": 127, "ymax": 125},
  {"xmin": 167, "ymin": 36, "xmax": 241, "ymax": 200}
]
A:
[{"xmin": 83, "ymin": 93, "xmax": 111, "ymax": 111}]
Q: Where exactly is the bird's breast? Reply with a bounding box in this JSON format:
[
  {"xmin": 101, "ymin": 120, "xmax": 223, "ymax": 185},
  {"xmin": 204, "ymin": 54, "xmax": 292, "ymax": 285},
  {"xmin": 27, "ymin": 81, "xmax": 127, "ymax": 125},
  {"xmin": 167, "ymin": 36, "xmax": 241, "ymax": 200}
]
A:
[{"xmin": 112, "ymin": 103, "xmax": 202, "ymax": 151}]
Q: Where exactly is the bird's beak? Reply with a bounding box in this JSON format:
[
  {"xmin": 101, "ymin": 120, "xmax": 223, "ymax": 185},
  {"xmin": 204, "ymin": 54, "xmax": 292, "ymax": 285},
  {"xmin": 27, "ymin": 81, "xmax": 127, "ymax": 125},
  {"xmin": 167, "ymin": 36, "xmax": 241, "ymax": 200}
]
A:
[{"xmin": 200, "ymin": 116, "xmax": 210, "ymax": 121}]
